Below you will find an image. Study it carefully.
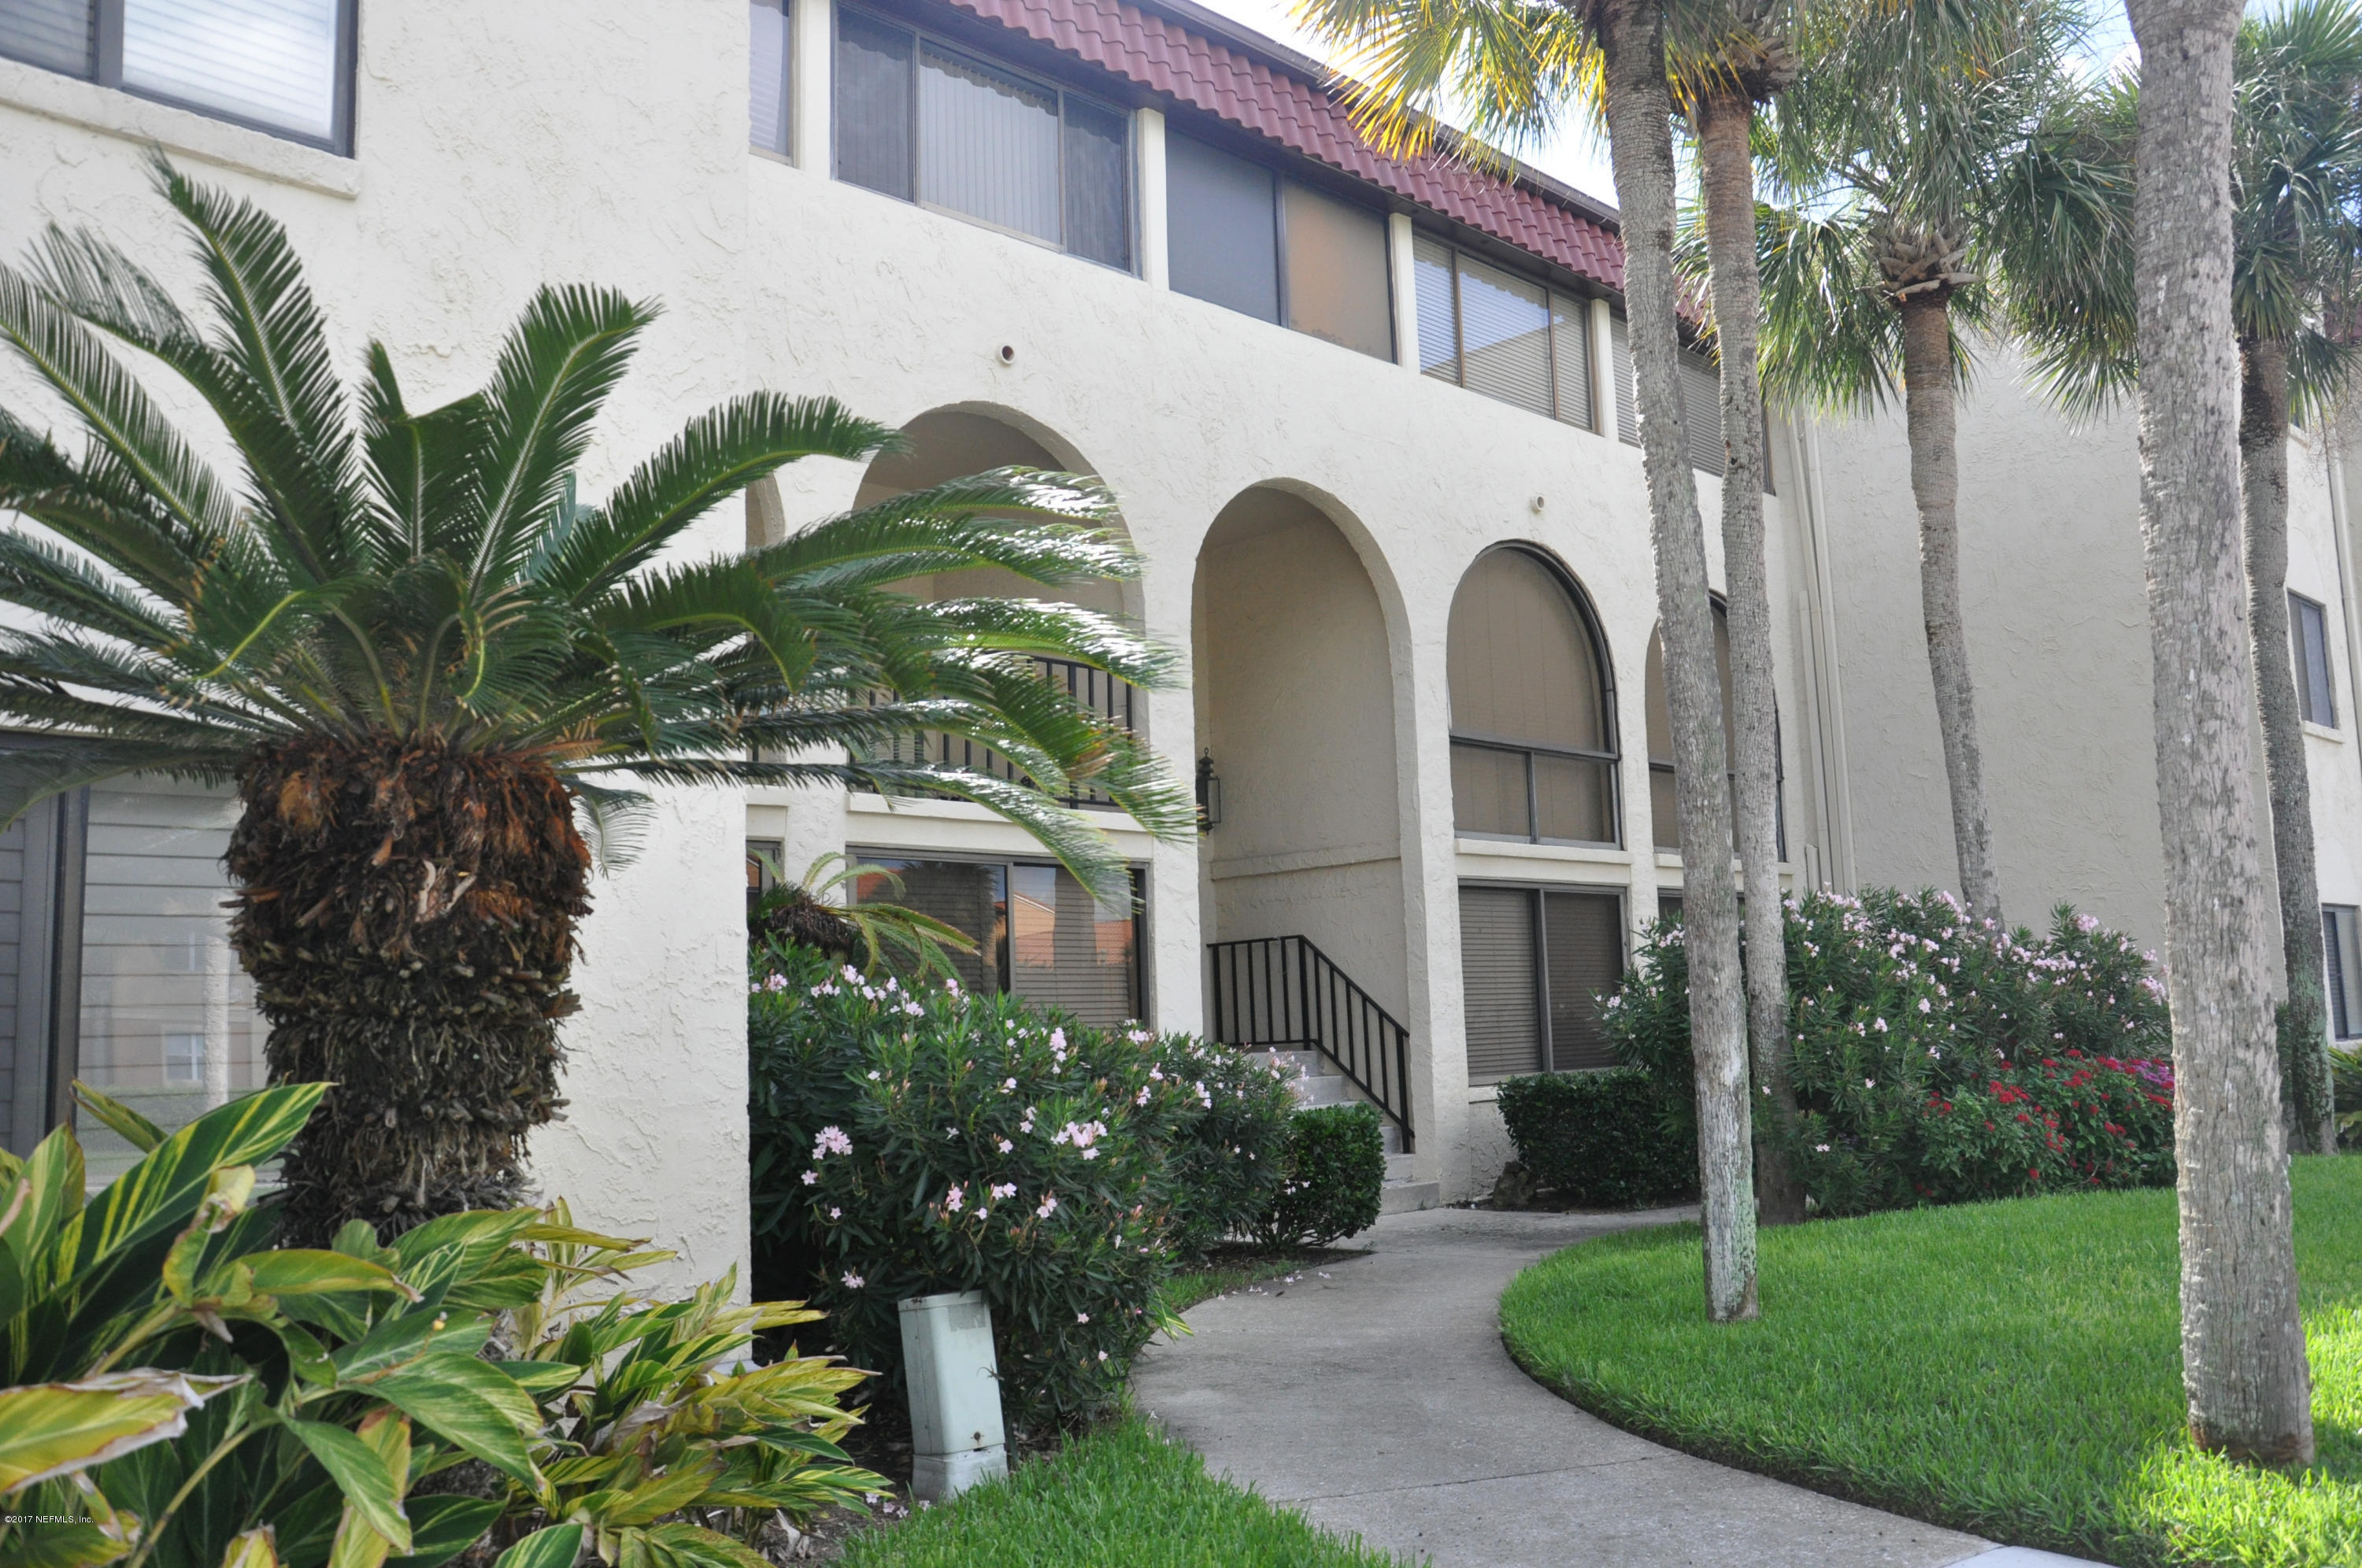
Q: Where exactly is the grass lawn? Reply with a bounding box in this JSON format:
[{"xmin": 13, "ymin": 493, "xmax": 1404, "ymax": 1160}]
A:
[
  {"xmin": 1499, "ymin": 1156, "xmax": 2362, "ymax": 1568},
  {"xmin": 836, "ymin": 1416, "xmax": 1399, "ymax": 1567}
]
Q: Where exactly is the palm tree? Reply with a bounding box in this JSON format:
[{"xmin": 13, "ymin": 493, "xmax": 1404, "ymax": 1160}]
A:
[
  {"xmin": 2124, "ymin": 0, "xmax": 2316, "ymax": 1466},
  {"xmin": 1675, "ymin": 0, "xmax": 1807, "ymax": 1224},
  {"xmin": 2016, "ymin": 0, "xmax": 2362, "ymax": 1156},
  {"xmin": 0, "ymin": 159, "xmax": 1190, "ymax": 1244},
  {"xmin": 1753, "ymin": 0, "xmax": 2091, "ymax": 930},
  {"xmin": 1294, "ymin": 0, "xmax": 1757, "ymax": 1318}
]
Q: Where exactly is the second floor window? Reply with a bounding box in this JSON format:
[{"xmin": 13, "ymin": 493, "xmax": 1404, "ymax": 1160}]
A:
[
  {"xmin": 750, "ymin": 0, "xmax": 790, "ymax": 156},
  {"xmin": 2293, "ymin": 591, "xmax": 2338, "ymax": 728},
  {"xmin": 0, "ymin": 0, "xmax": 354, "ymax": 152},
  {"xmin": 834, "ymin": 9, "xmax": 1131, "ymax": 270},
  {"xmin": 1417, "ymin": 235, "xmax": 1593, "ymax": 429},
  {"xmin": 1166, "ymin": 133, "xmax": 1394, "ymax": 361}
]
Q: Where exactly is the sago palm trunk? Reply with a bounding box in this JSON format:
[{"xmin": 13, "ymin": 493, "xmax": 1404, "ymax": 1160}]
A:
[
  {"xmin": 1697, "ymin": 91, "xmax": 1805, "ymax": 1226},
  {"xmin": 228, "ymin": 733, "xmax": 591, "ymax": 1244},
  {"xmin": 1598, "ymin": 0, "xmax": 1757, "ymax": 1320},
  {"xmin": 1896, "ymin": 292, "xmax": 2004, "ymax": 928},
  {"xmin": 2240, "ymin": 334, "xmax": 2338, "ymax": 1156},
  {"xmin": 2127, "ymin": 0, "xmax": 2313, "ymax": 1466}
]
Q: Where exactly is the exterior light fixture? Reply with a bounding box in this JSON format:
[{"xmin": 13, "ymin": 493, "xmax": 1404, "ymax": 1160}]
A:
[
  {"xmin": 1195, "ymin": 750, "xmax": 1222, "ymax": 833},
  {"xmin": 898, "ymin": 1289, "xmax": 1009, "ymax": 1501}
]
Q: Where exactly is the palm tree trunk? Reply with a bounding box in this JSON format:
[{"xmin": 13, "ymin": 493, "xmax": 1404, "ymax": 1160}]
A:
[
  {"xmin": 1697, "ymin": 92, "xmax": 1804, "ymax": 1226},
  {"xmin": 2127, "ymin": 0, "xmax": 2313, "ymax": 1466},
  {"xmin": 1896, "ymin": 293, "xmax": 2003, "ymax": 928},
  {"xmin": 2241, "ymin": 335, "xmax": 2338, "ymax": 1156},
  {"xmin": 1597, "ymin": 0, "xmax": 1757, "ymax": 1320},
  {"xmin": 228, "ymin": 732, "xmax": 591, "ymax": 1245}
]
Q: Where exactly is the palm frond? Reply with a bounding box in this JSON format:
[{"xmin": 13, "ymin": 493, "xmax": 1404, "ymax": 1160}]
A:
[{"xmin": 762, "ymin": 469, "xmax": 1132, "ymax": 586}]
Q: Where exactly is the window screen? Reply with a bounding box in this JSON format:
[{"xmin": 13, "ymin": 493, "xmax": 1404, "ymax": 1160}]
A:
[
  {"xmin": 1168, "ymin": 134, "xmax": 1279, "ymax": 324},
  {"xmin": 920, "ymin": 45, "xmax": 1061, "ymax": 242},
  {"xmin": 1461, "ymin": 886, "xmax": 1540, "ymax": 1084},
  {"xmin": 1542, "ymin": 890, "xmax": 1622, "ymax": 1070},
  {"xmin": 0, "ymin": 0, "xmax": 91, "ymax": 72},
  {"xmin": 1456, "ymin": 255, "xmax": 1552, "ymax": 417},
  {"xmin": 1552, "ymin": 296, "xmax": 1594, "ymax": 431},
  {"xmin": 2293, "ymin": 593, "xmax": 2337, "ymax": 727},
  {"xmin": 836, "ymin": 9, "xmax": 915, "ymax": 199},
  {"xmin": 1283, "ymin": 181, "xmax": 1392, "ymax": 359},
  {"xmin": 1415, "ymin": 235, "xmax": 1459, "ymax": 380},
  {"xmin": 750, "ymin": 0, "xmax": 791, "ymax": 155},
  {"xmin": 1063, "ymin": 97, "xmax": 1132, "ymax": 269},
  {"xmin": 1680, "ymin": 350, "xmax": 1726, "ymax": 476},
  {"xmin": 2328, "ymin": 905, "xmax": 2362, "ymax": 1040},
  {"xmin": 120, "ymin": 0, "xmax": 342, "ymax": 143},
  {"xmin": 1610, "ymin": 310, "xmax": 1638, "ymax": 445}
]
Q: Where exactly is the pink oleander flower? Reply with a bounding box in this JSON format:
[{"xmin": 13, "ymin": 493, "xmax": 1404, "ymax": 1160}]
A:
[
  {"xmin": 813, "ymin": 1126, "xmax": 853, "ymax": 1158},
  {"xmin": 991, "ymin": 1182, "xmax": 1017, "ymax": 1200},
  {"xmin": 946, "ymin": 1184, "xmax": 964, "ymax": 1212},
  {"xmin": 1036, "ymin": 1195, "xmax": 1058, "ymax": 1219},
  {"xmin": 842, "ymin": 1272, "xmax": 865, "ymax": 1289},
  {"xmin": 801, "ymin": 1169, "xmax": 818, "ymax": 1185}
]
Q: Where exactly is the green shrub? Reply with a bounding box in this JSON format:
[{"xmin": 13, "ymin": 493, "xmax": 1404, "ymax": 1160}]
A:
[
  {"xmin": 1256, "ymin": 1104, "xmax": 1384, "ymax": 1246},
  {"xmin": 1495, "ymin": 1068, "xmax": 1697, "ymax": 1206},
  {"xmin": 1602, "ymin": 889, "xmax": 2176, "ymax": 1215},
  {"xmin": 747, "ymin": 941, "xmax": 1286, "ymax": 1429}
]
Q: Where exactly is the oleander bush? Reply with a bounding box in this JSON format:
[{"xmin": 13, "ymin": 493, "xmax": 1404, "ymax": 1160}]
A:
[
  {"xmin": 1255, "ymin": 1104, "xmax": 1386, "ymax": 1247},
  {"xmin": 747, "ymin": 939, "xmax": 1290, "ymax": 1429},
  {"xmin": 1600, "ymin": 888, "xmax": 2175, "ymax": 1215},
  {"xmin": 1494, "ymin": 1067, "xmax": 1697, "ymax": 1207}
]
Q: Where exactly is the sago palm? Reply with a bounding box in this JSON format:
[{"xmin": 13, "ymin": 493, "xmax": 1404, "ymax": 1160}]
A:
[
  {"xmin": 2015, "ymin": 0, "xmax": 2362, "ymax": 1156},
  {"xmin": 1293, "ymin": 0, "xmax": 1761, "ymax": 1316},
  {"xmin": 1751, "ymin": 0, "xmax": 2092, "ymax": 929},
  {"xmin": 0, "ymin": 158, "xmax": 1189, "ymax": 1243}
]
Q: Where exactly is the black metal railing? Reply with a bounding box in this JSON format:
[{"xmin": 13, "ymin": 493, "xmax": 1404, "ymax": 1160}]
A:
[
  {"xmin": 1207, "ymin": 935, "xmax": 1413, "ymax": 1151},
  {"xmin": 865, "ymin": 656, "xmax": 1135, "ymax": 810}
]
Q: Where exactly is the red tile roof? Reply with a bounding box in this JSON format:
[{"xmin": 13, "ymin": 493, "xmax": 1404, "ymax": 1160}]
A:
[{"xmin": 942, "ymin": 0, "xmax": 1629, "ymax": 294}]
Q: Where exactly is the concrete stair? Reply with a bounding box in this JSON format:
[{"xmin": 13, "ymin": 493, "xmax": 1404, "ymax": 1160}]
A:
[{"xmin": 1246, "ymin": 1049, "xmax": 1438, "ymax": 1215}]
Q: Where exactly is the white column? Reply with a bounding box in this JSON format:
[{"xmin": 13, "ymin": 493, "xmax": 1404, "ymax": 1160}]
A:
[
  {"xmin": 1388, "ymin": 212, "xmax": 1419, "ymax": 370},
  {"xmin": 1136, "ymin": 107, "xmax": 1169, "ymax": 287},
  {"xmin": 792, "ymin": 0, "xmax": 833, "ymax": 173},
  {"xmin": 1589, "ymin": 297, "xmax": 1616, "ymax": 438}
]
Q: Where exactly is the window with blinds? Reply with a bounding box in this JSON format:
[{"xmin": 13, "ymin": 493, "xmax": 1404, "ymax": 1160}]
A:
[
  {"xmin": 1644, "ymin": 601, "xmax": 1781, "ymax": 857},
  {"xmin": 750, "ymin": 0, "xmax": 791, "ymax": 156},
  {"xmin": 851, "ymin": 855, "xmax": 1142, "ymax": 1026},
  {"xmin": 1448, "ymin": 547, "xmax": 1619, "ymax": 847},
  {"xmin": 0, "ymin": 0, "xmax": 356, "ymax": 150},
  {"xmin": 835, "ymin": 9, "xmax": 1132, "ymax": 270},
  {"xmin": 1608, "ymin": 309, "xmax": 1729, "ymax": 474},
  {"xmin": 1459, "ymin": 884, "xmax": 1624, "ymax": 1085},
  {"xmin": 2327, "ymin": 906, "xmax": 2362, "ymax": 1040},
  {"xmin": 1416, "ymin": 236, "xmax": 1597, "ymax": 430},
  {"xmin": 1609, "ymin": 310, "xmax": 1638, "ymax": 444},
  {"xmin": 2292, "ymin": 592, "xmax": 2338, "ymax": 727}
]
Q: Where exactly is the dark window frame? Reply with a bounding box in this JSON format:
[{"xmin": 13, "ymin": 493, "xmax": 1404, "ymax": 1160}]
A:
[
  {"xmin": 2327, "ymin": 904, "xmax": 2362, "ymax": 1041},
  {"xmin": 0, "ymin": 0, "xmax": 361, "ymax": 154},
  {"xmin": 846, "ymin": 846, "xmax": 1150, "ymax": 1022},
  {"xmin": 1448, "ymin": 545, "xmax": 1623, "ymax": 849},
  {"xmin": 831, "ymin": 5, "xmax": 1135, "ymax": 272},
  {"xmin": 1460, "ymin": 878, "xmax": 1626, "ymax": 1081}
]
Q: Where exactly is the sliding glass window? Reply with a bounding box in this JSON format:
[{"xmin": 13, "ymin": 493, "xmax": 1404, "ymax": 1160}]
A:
[
  {"xmin": 0, "ymin": 0, "xmax": 357, "ymax": 151},
  {"xmin": 847, "ymin": 855, "xmax": 1145, "ymax": 1026},
  {"xmin": 1167, "ymin": 134, "xmax": 1394, "ymax": 359},
  {"xmin": 750, "ymin": 0, "xmax": 791, "ymax": 156},
  {"xmin": 834, "ymin": 9, "xmax": 1132, "ymax": 270},
  {"xmin": 1416, "ymin": 235, "xmax": 1593, "ymax": 430}
]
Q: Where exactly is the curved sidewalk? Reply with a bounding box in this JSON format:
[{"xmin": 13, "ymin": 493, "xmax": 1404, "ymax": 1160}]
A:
[{"xmin": 1134, "ymin": 1206, "xmax": 2101, "ymax": 1568}]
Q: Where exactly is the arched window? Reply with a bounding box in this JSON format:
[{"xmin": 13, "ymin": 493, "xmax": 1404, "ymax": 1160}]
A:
[
  {"xmin": 1447, "ymin": 549, "xmax": 1618, "ymax": 846},
  {"xmin": 1644, "ymin": 601, "xmax": 1779, "ymax": 856}
]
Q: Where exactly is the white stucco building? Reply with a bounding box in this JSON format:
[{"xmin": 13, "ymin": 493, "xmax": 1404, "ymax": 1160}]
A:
[{"xmin": 2, "ymin": 0, "xmax": 2359, "ymax": 1267}]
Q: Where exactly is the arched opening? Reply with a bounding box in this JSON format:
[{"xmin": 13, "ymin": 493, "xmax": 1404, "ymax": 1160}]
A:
[
  {"xmin": 815, "ymin": 408, "xmax": 1146, "ymax": 1025},
  {"xmin": 1194, "ymin": 486, "xmax": 1412, "ymax": 1133},
  {"xmin": 1446, "ymin": 546, "xmax": 1620, "ymax": 847},
  {"xmin": 1644, "ymin": 600, "xmax": 1780, "ymax": 861}
]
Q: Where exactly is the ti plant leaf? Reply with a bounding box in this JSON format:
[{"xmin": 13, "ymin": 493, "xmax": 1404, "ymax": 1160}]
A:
[{"xmin": 0, "ymin": 1370, "xmax": 246, "ymax": 1493}]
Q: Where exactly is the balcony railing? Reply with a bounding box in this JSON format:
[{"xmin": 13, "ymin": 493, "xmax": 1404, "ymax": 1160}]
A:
[{"xmin": 863, "ymin": 656, "xmax": 1135, "ymax": 811}]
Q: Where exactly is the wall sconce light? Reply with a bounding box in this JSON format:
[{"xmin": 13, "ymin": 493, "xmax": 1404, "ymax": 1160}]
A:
[{"xmin": 1195, "ymin": 750, "xmax": 1222, "ymax": 833}]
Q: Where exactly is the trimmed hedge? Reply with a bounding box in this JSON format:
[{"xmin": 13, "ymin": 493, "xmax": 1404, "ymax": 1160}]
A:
[
  {"xmin": 1256, "ymin": 1104, "xmax": 1385, "ymax": 1246},
  {"xmin": 1494, "ymin": 1068, "xmax": 1697, "ymax": 1207}
]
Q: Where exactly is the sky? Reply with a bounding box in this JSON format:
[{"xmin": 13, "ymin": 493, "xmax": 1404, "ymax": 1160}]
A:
[{"xmin": 1187, "ymin": 0, "xmax": 2142, "ymax": 207}]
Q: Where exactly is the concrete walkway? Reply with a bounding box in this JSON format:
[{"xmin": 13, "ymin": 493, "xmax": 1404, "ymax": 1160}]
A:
[{"xmin": 1134, "ymin": 1206, "xmax": 2107, "ymax": 1568}]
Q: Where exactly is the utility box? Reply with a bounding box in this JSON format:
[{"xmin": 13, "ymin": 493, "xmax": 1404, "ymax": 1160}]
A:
[{"xmin": 898, "ymin": 1289, "xmax": 1009, "ymax": 1500}]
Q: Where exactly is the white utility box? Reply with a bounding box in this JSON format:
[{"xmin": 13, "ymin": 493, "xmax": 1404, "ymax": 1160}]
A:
[{"xmin": 898, "ymin": 1289, "xmax": 1009, "ymax": 1500}]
